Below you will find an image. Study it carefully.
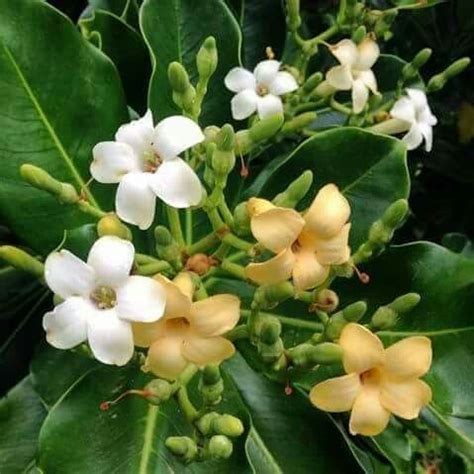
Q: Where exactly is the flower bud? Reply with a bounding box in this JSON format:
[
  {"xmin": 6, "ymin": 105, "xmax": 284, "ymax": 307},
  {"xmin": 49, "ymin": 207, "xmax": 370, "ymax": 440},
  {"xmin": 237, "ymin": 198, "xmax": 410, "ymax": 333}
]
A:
[
  {"xmin": 168, "ymin": 62, "xmax": 192, "ymax": 94},
  {"xmin": 402, "ymin": 48, "xmax": 432, "ymax": 80},
  {"xmin": 324, "ymin": 313, "xmax": 347, "ymax": 340},
  {"xmin": 281, "ymin": 112, "xmax": 317, "ymax": 134},
  {"xmin": 208, "ymin": 435, "xmax": 233, "ymax": 459},
  {"xmin": 313, "ymin": 289, "xmax": 339, "ymax": 313},
  {"xmin": 273, "ymin": 170, "xmax": 313, "ymax": 208},
  {"xmin": 232, "ymin": 202, "xmax": 251, "ymax": 236},
  {"xmin": 258, "ymin": 338, "xmax": 284, "ymax": 364},
  {"xmin": 342, "ymin": 301, "xmax": 367, "ymax": 322},
  {"xmin": 204, "ymin": 125, "xmax": 220, "ymax": 143},
  {"xmin": 259, "ymin": 318, "xmax": 282, "ymax": 345},
  {"xmin": 0, "ymin": 246, "xmax": 44, "ymax": 278},
  {"xmin": 236, "ymin": 115, "xmax": 284, "ymax": 155},
  {"xmin": 371, "ymin": 306, "xmax": 397, "ymax": 330},
  {"xmin": 212, "ymin": 414, "xmax": 244, "ymax": 437},
  {"xmin": 202, "ymin": 364, "xmax": 221, "ymax": 385},
  {"xmin": 286, "ymin": 0, "xmax": 301, "ymax": 31},
  {"xmin": 20, "ymin": 164, "xmax": 79, "ymax": 204},
  {"xmin": 97, "ymin": 214, "xmax": 132, "ymax": 241},
  {"xmin": 196, "ymin": 412, "xmax": 220, "ymax": 435},
  {"xmin": 165, "ymin": 436, "xmax": 198, "ymax": 462},
  {"xmin": 154, "ymin": 226, "xmax": 183, "ymax": 269},
  {"xmin": 290, "ymin": 342, "xmax": 343, "ymax": 367},
  {"xmin": 197, "ymin": 36, "xmax": 218, "ymax": 80},
  {"xmin": 351, "ymin": 26, "xmax": 367, "ymax": 44},
  {"xmin": 389, "ymin": 292, "xmax": 421, "ymax": 314},
  {"xmin": 144, "ymin": 379, "xmax": 173, "ymax": 404},
  {"xmin": 381, "ymin": 199, "xmax": 408, "ymax": 229},
  {"xmin": 253, "ymin": 282, "xmax": 295, "ymax": 309},
  {"xmin": 212, "ymin": 125, "xmax": 236, "ymax": 181},
  {"xmin": 200, "ymin": 378, "xmax": 224, "ymax": 406},
  {"xmin": 302, "ymin": 72, "xmax": 323, "ymax": 93},
  {"xmin": 427, "ymin": 57, "xmax": 471, "ymax": 92}
]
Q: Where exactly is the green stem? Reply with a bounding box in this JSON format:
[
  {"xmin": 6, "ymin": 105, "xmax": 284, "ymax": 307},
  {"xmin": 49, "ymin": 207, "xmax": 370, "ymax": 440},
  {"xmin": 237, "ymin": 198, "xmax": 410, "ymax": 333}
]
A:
[
  {"xmin": 240, "ymin": 309, "xmax": 324, "ymax": 332},
  {"xmin": 136, "ymin": 261, "xmax": 173, "ymax": 276},
  {"xmin": 135, "ymin": 253, "xmax": 160, "ymax": 265},
  {"xmin": 185, "ymin": 209, "xmax": 193, "ymax": 246},
  {"xmin": 187, "ymin": 232, "xmax": 220, "ymax": 255},
  {"xmin": 167, "ymin": 207, "xmax": 185, "ymax": 247},
  {"xmin": 218, "ymin": 200, "xmax": 234, "ymax": 227},
  {"xmin": 220, "ymin": 260, "xmax": 246, "ymax": 279},
  {"xmin": 330, "ymin": 96, "xmax": 353, "ymax": 115},
  {"xmin": 77, "ymin": 200, "xmax": 107, "ymax": 219},
  {"xmin": 176, "ymin": 386, "xmax": 198, "ymax": 423},
  {"xmin": 309, "ymin": 24, "xmax": 339, "ymax": 45}
]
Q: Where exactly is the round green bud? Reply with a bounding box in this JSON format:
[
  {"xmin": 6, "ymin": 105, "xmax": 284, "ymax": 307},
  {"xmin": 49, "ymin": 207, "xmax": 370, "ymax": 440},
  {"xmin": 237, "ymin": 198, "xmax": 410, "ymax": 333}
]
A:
[
  {"xmin": 208, "ymin": 435, "xmax": 233, "ymax": 460},
  {"xmin": 168, "ymin": 62, "xmax": 191, "ymax": 94},
  {"xmin": 342, "ymin": 301, "xmax": 367, "ymax": 322},
  {"xmin": 212, "ymin": 414, "xmax": 244, "ymax": 438},
  {"xmin": 165, "ymin": 436, "xmax": 198, "ymax": 462},
  {"xmin": 154, "ymin": 226, "xmax": 174, "ymax": 246},
  {"xmin": 258, "ymin": 339, "xmax": 284, "ymax": 364},
  {"xmin": 324, "ymin": 312, "xmax": 347, "ymax": 340},
  {"xmin": 259, "ymin": 318, "xmax": 282, "ymax": 345},
  {"xmin": 197, "ymin": 36, "xmax": 218, "ymax": 80},
  {"xmin": 202, "ymin": 364, "xmax": 221, "ymax": 385},
  {"xmin": 289, "ymin": 343, "xmax": 314, "ymax": 367},
  {"xmin": 389, "ymin": 293, "xmax": 421, "ymax": 314},
  {"xmin": 196, "ymin": 412, "xmax": 220, "ymax": 435},
  {"xmin": 97, "ymin": 214, "xmax": 132, "ymax": 241},
  {"xmin": 212, "ymin": 149, "xmax": 236, "ymax": 178},
  {"xmin": 200, "ymin": 379, "xmax": 224, "ymax": 405},
  {"xmin": 371, "ymin": 306, "xmax": 397, "ymax": 330},
  {"xmin": 351, "ymin": 25, "xmax": 367, "ymax": 44},
  {"xmin": 255, "ymin": 282, "xmax": 295, "ymax": 308},
  {"xmin": 233, "ymin": 202, "xmax": 251, "ymax": 236},
  {"xmin": 203, "ymin": 164, "xmax": 215, "ymax": 188},
  {"xmin": 235, "ymin": 130, "xmax": 252, "ymax": 155},
  {"xmin": 145, "ymin": 379, "xmax": 173, "ymax": 405},
  {"xmin": 216, "ymin": 124, "xmax": 235, "ymax": 151}
]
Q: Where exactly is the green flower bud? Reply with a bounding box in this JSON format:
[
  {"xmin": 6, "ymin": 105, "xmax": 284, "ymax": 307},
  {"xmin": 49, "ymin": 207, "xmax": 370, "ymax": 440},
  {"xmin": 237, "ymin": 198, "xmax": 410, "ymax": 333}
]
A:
[
  {"xmin": 324, "ymin": 313, "xmax": 347, "ymax": 340},
  {"xmin": 212, "ymin": 150, "xmax": 236, "ymax": 183},
  {"xmin": 202, "ymin": 364, "xmax": 221, "ymax": 385},
  {"xmin": 0, "ymin": 246, "xmax": 44, "ymax": 278},
  {"xmin": 197, "ymin": 36, "xmax": 218, "ymax": 80},
  {"xmin": 286, "ymin": 0, "xmax": 301, "ymax": 31},
  {"xmin": 20, "ymin": 164, "xmax": 78, "ymax": 204},
  {"xmin": 281, "ymin": 112, "xmax": 317, "ymax": 134},
  {"xmin": 154, "ymin": 226, "xmax": 183, "ymax": 269},
  {"xmin": 273, "ymin": 170, "xmax": 313, "ymax": 208},
  {"xmin": 144, "ymin": 379, "xmax": 173, "ymax": 404},
  {"xmin": 389, "ymin": 292, "xmax": 421, "ymax": 314},
  {"xmin": 302, "ymin": 72, "xmax": 323, "ymax": 93},
  {"xmin": 288, "ymin": 343, "xmax": 314, "ymax": 367},
  {"xmin": 233, "ymin": 202, "xmax": 251, "ymax": 236},
  {"xmin": 200, "ymin": 379, "xmax": 224, "ymax": 406},
  {"xmin": 259, "ymin": 318, "xmax": 282, "ymax": 345},
  {"xmin": 342, "ymin": 301, "xmax": 367, "ymax": 322},
  {"xmin": 97, "ymin": 214, "xmax": 132, "ymax": 241},
  {"xmin": 427, "ymin": 58, "xmax": 471, "ymax": 92},
  {"xmin": 216, "ymin": 124, "xmax": 235, "ymax": 151},
  {"xmin": 154, "ymin": 226, "xmax": 173, "ymax": 246},
  {"xmin": 204, "ymin": 125, "xmax": 220, "ymax": 143},
  {"xmin": 351, "ymin": 26, "xmax": 367, "ymax": 44},
  {"xmin": 374, "ymin": 10, "xmax": 398, "ymax": 37},
  {"xmin": 402, "ymin": 48, "xmax": 432, "ymax": 80},
  {"xmin": 381, "ymin": 199, "xmax": 408, "ymax": 229},
  {"xmin": 212, "ymin": 414, "xmax": 244, "ymax": 437},
  {"xmin": 236, "ymin": 115, "xmax": 284, "ymax": 155},
  {"xmin": 368, "ymin": 220, "xmax": 392, "ymax": 244},
  {"xmin": 208, "ymin": 435, "xmax": 233, "ymax": 459},
  {"xmin": 168, "ymin": 62, "xmax": 192, "ymax": 94},
  {"xmin": 258, "ymin": 339, "xmax": 284, "ymax": 364},
  {"xmin": 165, "ymin": 436, "xmax": 198, "ymax": 462},
  {"xmin": 371, "ymin": 306, "xmax": 397, "ymax": 330},
  {"xmin": 290, "ymin": 342, "xmax": 342, "ymax": 367},
  {"xmin": 196, "ymin": 412, "xmax": 220, "ymax": 435},
  {"xmin": 253, "ymin": 282, "xmax": 295, "ymax": 309}
]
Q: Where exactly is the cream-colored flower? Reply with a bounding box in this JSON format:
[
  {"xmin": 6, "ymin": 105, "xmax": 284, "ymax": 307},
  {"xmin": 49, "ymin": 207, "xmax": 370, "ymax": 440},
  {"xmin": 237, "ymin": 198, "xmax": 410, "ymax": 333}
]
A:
[
  {"xmin": 245, "ymin": 184, "xmax": 351, "ymax": 290},
  {"xmin": 310, "ymin": 323, "xmax": 432, "ymax": 436},
  {"xmin": 133, "ymin": 272, "xmax": 240, "ymax": 380}
]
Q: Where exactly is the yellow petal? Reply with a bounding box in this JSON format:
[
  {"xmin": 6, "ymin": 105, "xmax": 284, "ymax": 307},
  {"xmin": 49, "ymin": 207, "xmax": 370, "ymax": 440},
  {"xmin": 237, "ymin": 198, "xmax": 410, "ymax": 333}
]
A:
[
  {"xmin": 132, "ymin": 320, "xmax": 167, "ymax": 348},
  {"xmin": 251, "ymin": 207, "xmax": 305, "ymax": 253},
  {"xmin": 384, "ymin": 336, "xmax": 432, "ymax": 379},
  {"xmin": 183, "ymin": 335, "xmax": 235, "ymax": 367},
  {"xmin": 380, "ymin": 378, "xmax": 432, "ymax": 420},
  {"xmin": 314, "ymin": 223, "xmax": 351, "ymax": 266},
  {"xmin": 245, "ymin": 248, "xmax": 295, "ymax": 285},
  {"xmin": 354, "ymin": 38, "xmax": 380, "ymax": 70},
  {"xmin": 293, "ymin": 248, "xmax": 329, "ymax": 290},
  {"xmin": 329, "ymin": 39, "xmax": 358, "ymax": 66},
  {"xmin": 145, "ymin": 336, "xmax": 187, "ymax": 380},
  {"xmin": 154, "ymin": 273, "xmax": 192, "ymax": 319},
  {"xmin": 172, "ymin": 271, "xmax": 195, "ymax": 301},
  {"xmin": 188, "ymin": 294, "xmax": 240, "ymax": 337},
  {"xmin": 340, "ymin": 323, "xmax": 385, "ymax": 374},
  {"xmin": 304, "ymin": 184, "xmax": 351, "ymax": 239},
  {"xmin": 309, "ymin": 373, "xmax": 361, "ymax": 412},
  {"xmin": 247, "ymin": 197, "xmax": 275, "ymax": 217},
  {"xmin": 326, "ymin": 64, "xmax": 353, "ymax": 90},
  {"xmin": 349, "ymin": 386, "xmax": 390, "ymax": 436}
]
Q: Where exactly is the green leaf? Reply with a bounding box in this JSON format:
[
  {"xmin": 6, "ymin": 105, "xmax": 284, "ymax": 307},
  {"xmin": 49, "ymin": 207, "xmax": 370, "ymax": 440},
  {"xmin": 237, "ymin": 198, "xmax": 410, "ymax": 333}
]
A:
[
  {"xmin": 0, "ymin": 0, "xmax": 128, "ymax": 253},
  {"xmin": 140, "ymin": 0, "xmax": 241, "ymax": 126},
  {"xmin": 442, "ymin": 232, "xmax": 474, "ymax": 258},
  {"xmin": 245, "ymin": 127, "xmax": 409, "ymax": 248},
  {"xmin": 0, "ymin": 377, "xmax": 47, "ymax": 473}
]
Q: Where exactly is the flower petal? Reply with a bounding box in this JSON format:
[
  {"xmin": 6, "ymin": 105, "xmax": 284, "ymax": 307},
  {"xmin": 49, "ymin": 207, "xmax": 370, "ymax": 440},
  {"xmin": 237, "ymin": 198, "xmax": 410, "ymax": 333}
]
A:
[
  {"xmin": 87, "ymin": 236, "xmax": 134, "ymax": 287},
  {"xmin": 247, "ymin": 197, "xmax": 275, "ymax": 217},
  {"xmin": 172, "ymin": 272, "xmax": 195, "ymax": 302},
  {"xmin": 256, "ymin": 94, "xmax": 283, "ymax": 119},
  {"xmin": 419, "ymin": 123, "xmax": 433, "ymax": 152},
  {"xmin": 269, "ymin": 71, "xmax": 298, "ymax": 96},
  {"xmin": 183, "ymin": 335, "xmax": 235, "ymax": 367},
  {"xmin": 91, "ymin": 142, "xmax": 141, "ymax": 183},
  {"xmin": 406, "ymin": 88, "xmax": 428, "ymax": 111},
  {"xmin": 358, "ymin": 69, "xmax": 378, "ymax": 94},
  {"xmin": 149, "ymin": 157, "xmax": 203, "ymax": 208},
  {"xmin": 115, "ymin": 110, "xmax": 154, "ymax": 158},
  {"xmin": 329, "ymin": 39, "xmax": 358, "ymax": 66},
  {"xmin": 87, "ymin": 310, "xmax": 134, "ymax": 366},
  {"xmin": 188, "ymin": 295, "xmax": 240, "ymax": 337},
  {"xmin": 116, "ymin": 172, "xmax": 156, "ymax": 230},
  {"xmin": 339, "ymin": 323, "xmax": 385, "ymax": 374},
  {"xmin": 354, "ymin": 38, "xmax": 380, "ymax": 70},
  {"xmin": 250, "ymin": 207, "xmax": 305, "ymax": 253},
  {"xmin": 152, "ymin": 116, "xmax": 204, "ymax": 161},
  {"xmin": 245, "ymin": 248, "xmax": 295, "ymax": 285},
  {"xmin": 253, "ymin": 59, "xmax": 280, "ymax": 85},
  {"xmin": 309, "ymin": 373, "xmax": 361, "ymax": 412},
  {"xmin": 314, "ymin": 223, "xmax": 351, "ymax": 266},
  {"xmin": 304, "ymin": 184, "xmax": 351, "ymax": 239},
  {"xmin": 326, "ymin": 65, "xmax": 353, "ymax": 90},
  {"xmin": 390, "ymin": 97, "xmax": 416, "ymax": 124},
  {"xmin": 352, "ymin": 79, "xmax": 369, "ymax": 114},
  {"xmin": 42, "ymin": 297, "xmax": 89, "ymax": 349},
  {"xmin": 384, "ymin": 336, "xmax": 432, "ymax": 379},
  {"xmin": 116, "ymin": 275, "xmax": 166, "ymax": 323},
  {"xmin": 349, "ymin": 387, "xmax": 391, "ymax": 436},
  {"xmin": 402, "ymin": 123, "xmax": 424, "ymax": 150},
  {"xmin": 45, "ymin": 250, "xmax": 95, "ymax": 299},
  {"xmin": 293, "ymin": 248, "xmax": 329, "ymax": 290},
  {"xmin": 231, "ymin": 89, "xmax": 259, "ymax": 120},
  {"xmin": 132, "ymin": 320, "xmax": 167, "ymax": 348},
  {"xmin": 380, "ymin": 378, "xmax": 432, "ymax": 419},
  {"xmin": 154, "ymin": 274, "xmax": 192, "ymax": 319},
  {"xmin": 224, "ymin": 67, "xmax": 256, "ymax": 92},
  {"xmin": 146, "ymin": 336, "xmax": 187, "ymax": 380}
]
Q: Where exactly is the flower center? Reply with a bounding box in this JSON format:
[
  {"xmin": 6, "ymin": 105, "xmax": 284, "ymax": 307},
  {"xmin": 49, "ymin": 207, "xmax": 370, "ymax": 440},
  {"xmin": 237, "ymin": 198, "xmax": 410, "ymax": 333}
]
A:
[
  {"xmin": 143, "ymin": 149, "xmax": 163, "ymax": 173},
  {"xmin": 256, "ymin": 84, "xmax": 269, "ymax": 97},
  {"xmin": 360, "ymin": 367, "xmax": 382, "ymax": 387},
  {"xmin": 90, "ymin": 286, "xmax": 117, "ymax": 310}
]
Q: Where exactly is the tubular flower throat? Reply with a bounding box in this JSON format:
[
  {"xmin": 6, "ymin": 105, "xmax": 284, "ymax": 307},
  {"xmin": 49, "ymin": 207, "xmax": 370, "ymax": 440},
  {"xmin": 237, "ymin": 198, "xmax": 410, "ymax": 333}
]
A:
[
  {"xmin": 310, "ymin": 323, "xmax": 432, "ymax": 436},
  {"xmin": 245, "ymin": 184, "xmax": 351, "ymax": 291},
  {"xmin": 133, "ymin": 272, "xmax": 241, "ymax": 380}
]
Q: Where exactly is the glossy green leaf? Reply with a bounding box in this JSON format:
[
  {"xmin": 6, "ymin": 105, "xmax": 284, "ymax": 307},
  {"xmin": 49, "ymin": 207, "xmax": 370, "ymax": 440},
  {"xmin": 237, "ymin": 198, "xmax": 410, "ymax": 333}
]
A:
[
  {"xmin": 0, "ymin": 0, "xmax": 128, "ymax": 253},
  {"xmin": 140, "ymin": 0, "xmax": 241, "ymax": 126}
]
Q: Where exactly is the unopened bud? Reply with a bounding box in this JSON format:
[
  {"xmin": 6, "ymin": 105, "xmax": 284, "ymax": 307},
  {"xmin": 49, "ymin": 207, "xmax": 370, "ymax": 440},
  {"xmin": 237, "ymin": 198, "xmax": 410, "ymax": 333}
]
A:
[
  {"xmin": 389, "ymin": 292, "xmax": 421, "ymax": 314},
  {"xmin": 144, "ymin": 379, "xmax": 173, "ymax": 404},
  {"xmin": 282, "ymin": 112, "xmax": 317, "ymax": 134},
  {"xmin": 258, "ymin": 339, "xmax": 284, "ymax": 364},
  {"xmin": 342, "ymin": 301, "xmax": 367, "ymax": 322},
  {"xmin": 290, "ymin": 342, "xmax": 342, "ymax": 367},
  {"xmin": 154, "ymin": 226, "xmax": 173, "ymax": 246},
  {"xmin": 200, "ymin": 378, "xmax": 224, "ymax": 406},
  {"xmin": 302, "ymin": 72, "xmax": 323, "ymax": 93},
  {"xmin": 427, "ymin": 57, "xmax": 471, "ymax": 92},
  {"xmin": 253, "ymin": 282, "xmax": 295, "ymax": 309},
  {"xmin": 196, "ymin": 412, "xmax": 219, "ymax": 435},
  {"xmin": 216, "ymin": 124, "xmax": 235, "ymax": 151},
  {"xmin": 313, "ymin": 289, "xmax": 339, "ymax": 313},
  {"xmin": 273, "ymin": 170, "xmax": 313, "ymax": 208},
  {"xmin": 204, "ymin": 125, "xmax": 220, "ymax": 142},
  {"xmin": 165, "ymin": 436, "xmax": 197, "ymax": 462},
  {"xmin": 212, "ymin": 414, "xmax": 244, "ymax": 437},
  {"xmin": 233, "ymin": 202, "xmax": 251, "ymax": 236},
  {"xmin": 212, "ymin": 126, "xmax": 236, "ymax": 178},
  {"xmin": 97, "ymin": 214, "xmax": 132, "ymax": 241},
  {"xmin": 249, "ymin": 114, "xmax": 284, "ymax": 142},
  {"xmin": 208, "ymin": 435, "xmax": 233, "ymax": 459},
  {"xmin": 197, "ymin": 36, "xmax": 218, "ymax": 80},
  {"xmin": 403, "ymin": 48, "xmax": 432, "ymax": 80},
  {"xmin": 286, "ymin": 0, "xmax": 301, "ymax": 31},
  {"xmin": 324, "ymin": 313, "xmax": 347, "ymax": 340},
  {"xmin": 202, "ymin": 364, "xmax": 221, "ymax": 385},
  {"xmin": 154, "ymin": 226, "xmax": 182, "ymax": 269},
  {"xmin": 259, "ymin": 318, "xmax": 282, "ymax": 344},
  {"xmin": 371, "ymin": 306, "xmax": 397, "ymax": 330},
  {"xmin": 381, "ymin": 199, "xmax": 408, "ymax": 228},
  {"xmin": 351, "ymin": 26, "xmax": 367, "ymax": 44},
  {"xmin": 0, "ymin": 246, "xmax": 44, "ymax": 278},
  {"xmin": 168, "ymin": 62, "xmax": 192, "ymax": 94}
]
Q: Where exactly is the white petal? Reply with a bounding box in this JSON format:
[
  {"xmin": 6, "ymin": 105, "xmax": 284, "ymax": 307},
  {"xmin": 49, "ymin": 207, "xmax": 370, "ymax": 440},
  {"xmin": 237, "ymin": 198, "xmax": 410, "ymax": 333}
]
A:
[
  {"xmin": 403, "ymin": 123, "xmax": 424, "ymax": 150},
  {"xmin": 329, "ymin": 39, "xmax": 358, "ymax": 66},
  {"xmin": 115, "ymin": 172, "xmax": 156, "ymax": 230},
  {"xmin": 87, "ymin": 310, "xmax": 134, "ymax": 366},
  {"xmin": 352, "ymin": 79, "xmax": 369, "ymax": 114},
  {"xmin": 354, "ymin": 39, "xmax": 380, "ymax": 70},
  {"xmin": 419, "ymin": 123, "xmax": 433, "ymax": 152},
  {"xmin": 257, "ymin": 94, "xmax": 283, "ymax": 119},
  {"xmin": 45, "ymin": 250, "xmax": 96, "ymax": 299},
  {"xmin": 224, "ymin": 67, "xmax": 256, "ymax": 92},
  {"xmin": 358, "ymin": 69, "xmax": 378, "ymax": 94},
  {"xmin": 42, "ymin": 297, "xmax": 89, "ymax": 349},
  {"xmin": 115, "ymin": 110, "xmax": 154, "ymax": 158},
  {"xmin": 419, "ymin": 106, "xmax": 438, "ymax": 127},
  {"xmin": 152, "ymin": 116, "xmax": 204, "ymax": 161},
  {"xmin": 231, "ymin": 89, "xmax": 259, "ymax": 120},
  {"xmin": 406, "ymin": 88, "xmax": 428, "ymax": 112},
  {"xmin": 253, "ymin": 59, "xmax": 281, "ymax": 85},
  {"xmin": 390, "ymin": 97, "xmax": 416, "ymax": 124},
  {"xmin": 87, "ymin": 236, "xmax": 134, "ymax": 287},
  {"xmin": 149, "ymin": 158, "xmax": 203, "ymax": 208},
  {"xmin": 91, "ymin": 142, "xmax": 141, "ymax": 184},
  {"xmin": 116, "ymin": 275, "xmax": 166, "ymax": 323},
  {"xmin": 269, "ymin": 71, "xmax": 298, "ymax": 96},
  {"xmin": 326, "ymin": 65, "xmax": 353, "ymax": 90}
]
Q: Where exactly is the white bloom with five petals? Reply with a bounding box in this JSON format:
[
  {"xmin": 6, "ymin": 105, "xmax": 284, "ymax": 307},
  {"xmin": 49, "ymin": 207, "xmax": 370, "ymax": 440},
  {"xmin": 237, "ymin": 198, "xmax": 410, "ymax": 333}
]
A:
[
  {"xmin": 224, "ymin": 59, "xmax": 298, "ymax": 120},
  {"xmin": 42, "ymin": 236, "xmax": 166, "ymax": 366},
  {"xmin": 91, "ymin": 111, "xmax": 204, "ymax": 230},
  {"xmin": 390, "ymin": 88, "xmax": 437, "ymax": 151},
  {"xmin": 325, "ymin": 38, "xmax": 380, "ymax": 114}
]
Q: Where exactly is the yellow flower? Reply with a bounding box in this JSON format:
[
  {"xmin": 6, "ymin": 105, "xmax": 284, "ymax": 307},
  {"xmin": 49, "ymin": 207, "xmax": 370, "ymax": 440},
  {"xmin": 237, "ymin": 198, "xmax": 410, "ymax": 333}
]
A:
[
  {"xmin": 245, "ymin": 184, "xmax": 351, "ymax": 290},
  {"xmin": 310, "ymin": 323, "xmax": 432, "ymax": 436},
  {"xmin": 133, "ymin": 272, "xmax": 240, "ymax": 380}
]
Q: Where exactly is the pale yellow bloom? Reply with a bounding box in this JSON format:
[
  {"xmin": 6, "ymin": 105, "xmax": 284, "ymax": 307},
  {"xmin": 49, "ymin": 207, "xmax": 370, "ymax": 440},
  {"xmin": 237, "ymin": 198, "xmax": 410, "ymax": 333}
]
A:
[
  {"xmin": 133, "ymin": 272, "xmax": 240, "ymax": 380},
  {"xmin": 245, "ymin": 184, "xmax": 351, "ymax": 290},
  {"xmin": 310, "ymin": 323, "xmax": 432, "ymax": 436}
]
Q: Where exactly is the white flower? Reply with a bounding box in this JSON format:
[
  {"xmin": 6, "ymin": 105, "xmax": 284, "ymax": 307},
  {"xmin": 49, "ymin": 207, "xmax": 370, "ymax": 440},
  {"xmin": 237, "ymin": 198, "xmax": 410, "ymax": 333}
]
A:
[
  {"xmin": 224, "ymin": 60, "xmax": 298, "ymax": 120},
  {"xmin": 91, "ymin": 111, "xmax": 205, "ymax": 230},
  {"xmin": 390, "ymin": 88, "xmax": 437, "ymax": 152},
  {"xmin": 42, "ymin": 236, "xmax": 166, "ymax": 366},
  {"xmin": 326, "ymin": 38, "xmax": 380, "ymax": 114}
]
